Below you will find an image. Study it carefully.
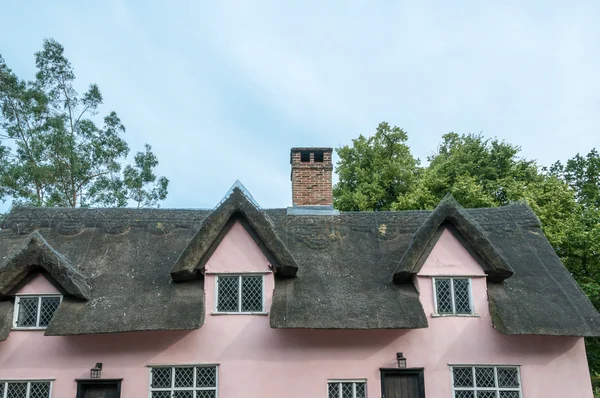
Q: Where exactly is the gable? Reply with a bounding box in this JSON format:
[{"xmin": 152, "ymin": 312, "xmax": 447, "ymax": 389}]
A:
[
  {"xmin": 417, "ymin": 228, "xmax": 486, "ymax": 277},
  {"xmin": 15, "ymin": 273, "xmax": 61, "ymax": 295},
  {"xmin": 205, "ymin": 221, "xmax": 271, "ymax": 273}
]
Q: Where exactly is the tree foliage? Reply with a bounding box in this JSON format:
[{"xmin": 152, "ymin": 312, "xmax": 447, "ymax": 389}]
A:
[
  {"xmin": 334, "ymin": 122, "xmax": 600, "ymax": 385},
  {"xmin": 0, "ymin": 39, "xmax": 168, "ymax": 208}
]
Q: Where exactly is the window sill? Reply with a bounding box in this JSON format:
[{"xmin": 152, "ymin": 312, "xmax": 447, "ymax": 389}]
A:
[
  {"xmin": 12, "ymin": 327, "xmax": 48, "ymax": 331},
  {"xmin": 210, "ymin": 312, "xmax": 268, "ymax": 316},
  {"xmin": 431, "ymin": 313, "xmax": 480, "ymax": 318}
]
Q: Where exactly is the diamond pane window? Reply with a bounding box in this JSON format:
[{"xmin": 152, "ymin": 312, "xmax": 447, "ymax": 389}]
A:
[
  {"xmin": 150, "ymin": 366, "xmax": 218, "ymax": 397},
  {"xmin": 452, "ymin": 366, "xmax": 521, "ymax": 398},
  {"xmin": 14, "ymin": 295, "xmax": 62, "ymax": 329},
  {"xmin": 241, "ymin": 276, "xmax": 263, "ymax": 312},
  {"xmin": 216, "ymin": 275, "xmax": 264, "ymax": 313},
  {"xmin": 1, "ymin": 381, "xmax": 51, "ymax": 398},
  {"xmin": 434, "ymin": 278, "xmax": 473, "ymax": 315},
  {"xmin": 327, "ymin": 381, "xmax": 366, "ymax": 398}
]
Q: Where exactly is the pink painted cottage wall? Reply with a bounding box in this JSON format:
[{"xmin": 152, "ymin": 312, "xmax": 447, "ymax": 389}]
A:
[{"xmin": 0, "ymin": 223, "xmax": 593, "ymax": 397}]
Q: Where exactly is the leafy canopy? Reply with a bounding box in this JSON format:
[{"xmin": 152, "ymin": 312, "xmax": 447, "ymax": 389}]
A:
[{"xmin": 0, "ymin": 39, "xmax": 168, "ymax": 208}]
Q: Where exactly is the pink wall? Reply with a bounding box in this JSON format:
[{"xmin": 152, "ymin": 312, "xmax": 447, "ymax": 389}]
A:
[
  {"xmin": 0, "ymin": 223, "xmax": 593, "ymax": 397},
  {"xmin": 16, "ymin": 274, "xmax": 60, "ymax": 295}
]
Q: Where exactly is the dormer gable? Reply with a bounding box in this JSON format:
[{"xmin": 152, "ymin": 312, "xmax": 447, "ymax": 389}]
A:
[
  {"xmin": 393, "ymin": 194, "xmax": 513, "ymax": 284},
  {"xmin": 0, "ymin": 231, "xmax": 90, "ymax": 300},
  {"xmin": 170, "ymin": 184, "xmax": 298, "ymax": 281},
  {"xmin": 417, "ymin": 227, "xmax": 487, "ymax": 277}
]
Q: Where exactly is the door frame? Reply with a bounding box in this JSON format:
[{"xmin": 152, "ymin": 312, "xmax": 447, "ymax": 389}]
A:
[
  {"xmin": 379, "ymin": 368, "xmax": 425, "ymax": 398},
  {"xmin": 75, "ymin": 379, "xmax": 122, "ymax": 398}
]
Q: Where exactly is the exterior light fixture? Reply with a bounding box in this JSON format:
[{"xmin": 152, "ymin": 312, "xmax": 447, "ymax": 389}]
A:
[
  {"xmin": 396, "ymin": 352, "xmax": 407, "ymax": 369},
  {"xmin": 90, "ymin": 363, "xmax": 102, "ymax": 379}
]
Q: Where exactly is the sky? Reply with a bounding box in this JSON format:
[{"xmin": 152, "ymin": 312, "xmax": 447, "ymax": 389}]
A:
[{"xmin": 1, "ymin": 1, "xmax": 599, "ymax": 211}]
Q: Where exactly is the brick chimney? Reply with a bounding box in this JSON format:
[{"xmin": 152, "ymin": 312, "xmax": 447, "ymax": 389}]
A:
[{"xmin": 290, "ymin": 147, "xmax": 333, "ymax": 207}]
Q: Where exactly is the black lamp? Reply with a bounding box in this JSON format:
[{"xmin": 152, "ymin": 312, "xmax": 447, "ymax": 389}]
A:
[
  {"xmin": 396, "ymin": 352, "xmax": 407, "ymax": 368},
  {"xmin": 90, "ymin": 363, "xmax": 102, "ymax": 379}
]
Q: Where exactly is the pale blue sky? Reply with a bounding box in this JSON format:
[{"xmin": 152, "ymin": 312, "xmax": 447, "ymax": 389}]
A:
[{"xmin": 1, "ymin": 1, "xmax": 599, "ymax": 211}]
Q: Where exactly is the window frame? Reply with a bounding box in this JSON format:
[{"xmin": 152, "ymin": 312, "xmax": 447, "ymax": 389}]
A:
[
  {"xmin": 327, "ymin": 379, "xmax": 367, "ymax": 398},
  {"xmin": 432, "ymin": 277, "xmax": 474, "ymax": 315},
  {"xmin": 12, "ymin": 294, "xmax": 63, "ymax": 330},
  {"xmin": 213, "ymin": 274, "xmax": 266, "ymax": 314},
  {"xmin": 148, "ymin": 365, "xmax": 218, "ymax": 398},
  {"xmin": 450, "ymin": 365, "xmax": 522, "ymax": 398},
  {"xmin": 0, "ymin": 379, "xmax": 53, "ymax": 398}
]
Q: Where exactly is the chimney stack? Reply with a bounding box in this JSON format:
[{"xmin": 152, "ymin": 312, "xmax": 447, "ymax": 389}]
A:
[{"xmin": 290, "ymin": 147, "xmax": 333, "ymax": 207}]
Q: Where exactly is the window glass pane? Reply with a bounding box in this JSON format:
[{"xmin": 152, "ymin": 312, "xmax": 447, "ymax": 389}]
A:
[
  {"xmin": 174, "ymin": 367, "xmax": 194, "ymax": 388},
  {"xmin": 39, "ymin": 297, "xmax": 60, "ymax": 327},
  {"xmin": 453, "ymin": 279, "xmax": 471, "ymax": 314},
  {"xmin": 196, "ymin": 367, "xmax": 217, "ymax": 387},
  {"xmin": 435, "ymin": 279, "xmax": 453, "ymax": 313},
  {"xmin": 476, "ymin": 392, "xmax": 497, "ymax": 398},
  {"xmin": 217, "ymin": 276, "xmax": 239, "ymax": 312},
  {"xmin": 455, "ymin": 392, "xmax": 475, "ymax": 398},
  {"xmin": 29, "ymin": 382, "xmax": 51, "ymax": 398},
  {"xmin": 241, "ymin": 276, "xmax": 263, "ymax": 312},
  {"xmin": 355, "ymin": 382, "xmax": 366, "ymax": 398},
  {"xmin": 151, "ymin": 367, "xmax": 172, "ymax": 388},
  {"xmin": 328, "ymin": 383, "xmax": 339, "ymax": 398},
  {"xmin": 152, "ymin": 392, "xmax": 171, "ymax": 398},
  {"xmin": 499, "ymin": 391, "xmax": 520, "ymax": 398},
  {"xmin": 475, "ymin": 367, "xmax": 496, "ymax": 388},
  {"xmin": 196, "ymin": 392, "xmax": 216, "ymax": 398},
  {"xmin": 6, "ymin": 382, "xmax": 27, "ymax": 398},
  {"xmin": 341, "ymin": 383, "xmax": 354, "ymax": 398},
  {"xmin": 17, "ymin": 298, "xmax": 39, "ymax": 327},
  {"xmin": 497, "ymin": 368, "xmax": 519, "ymax": 388},
  {"xmin": 453, "ymin": 367, "xmax": 474, "ymax": 387},
  {"xmin": 173, "ymin": 391, "xmax": 193, "ymax": 398}
]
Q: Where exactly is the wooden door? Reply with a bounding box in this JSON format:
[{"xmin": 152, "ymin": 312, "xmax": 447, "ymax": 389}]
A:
[
  {"xmin": 77, "ymin": 381, "xmax": 121, "ymax": 398},
  {"xmin": 381, "ymin": 369, "xmax": 425, "ymax": 398}
]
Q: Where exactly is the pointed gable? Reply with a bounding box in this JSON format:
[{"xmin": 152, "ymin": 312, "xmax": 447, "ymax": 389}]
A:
[
  {"xmin": 170, "ymin": 186, "xmax": 298, "ymax": 281},
  {"xmin": 417, "ymin": 228, "xmax": 487, "ymax": 276},
  {"xmin": 393, "ymin": 194, "xmax": 513, "ymax": 283},
  {"xmin": 0, "ymin": 231, "xmax": 90, "ymax": 299}
]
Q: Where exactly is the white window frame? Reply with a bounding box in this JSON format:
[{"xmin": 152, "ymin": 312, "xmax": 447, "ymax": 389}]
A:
[
  {"xmin": 450, "ymin": 365, "xmax": 522, "ymax": 398},
  {"xmin": 327, "ymin": 379, "xmax": 367, "ymax": 398},
  {"xmin": 0, "ymin": 379, "xmax": 53, "ymax": 398},
  {"xmin": 432, "ymin": 277, "xmax": 474, "ymax": 315},
  {"xmin": 214, "ymin": 274, "xmax": 266, "ymax": 314},
  {"xmin": 148, "ymin": 365, "xmax": 218, "ymax": 398},
  {"xmin": 13, "ymin": 295, "xmax": 63, "ymax": 330}
]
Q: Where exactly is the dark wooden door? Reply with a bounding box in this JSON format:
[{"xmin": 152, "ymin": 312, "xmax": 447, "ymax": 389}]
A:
[
  {"xmin": 381, "ymin": 369, "xmax": 425, "ymax": 398},
  {"xmin": 77, "ymin": 381, "xmax": 121, "ymax": 398}
]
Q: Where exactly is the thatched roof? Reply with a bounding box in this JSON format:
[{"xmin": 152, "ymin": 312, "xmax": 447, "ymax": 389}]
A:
[
  {"xmin": 393, "ymin": 194, "xmax": 513, "ymax": 283},
  {"xmin": 1, "ymin": 190, "xmax": 599, "ymax": 338},
  {"xmin": 170, "ymin": 188, "xmax": 298, "ymax": 281}
]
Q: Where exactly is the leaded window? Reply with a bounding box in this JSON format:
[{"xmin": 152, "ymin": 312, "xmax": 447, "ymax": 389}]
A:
[
  {"xmin": 328, "ymin": 380, "xmax": 366, "ymax": 398},
  {"xmin": 0, "ymin": 381, "xmax": 52, "ymax": 398},
  {"xmin": 452, "ymin": 366, "xmax": 521, "ymax": 398},
  {"xmin": 150, "ymin": 366, "xmax": 217, "ymax": 398},
  {"xmin": 216, "ymin": 275, "xmax": 263, "ymax": 313},
  {"xmin": 434, "ymin": 278, "xmax": 472, "ymax": 315},
  {"xmin": 14, "ymin": 295, "xmax": 62, "ymax": 328}
]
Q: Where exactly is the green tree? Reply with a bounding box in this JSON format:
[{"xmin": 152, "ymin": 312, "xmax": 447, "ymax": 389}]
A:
[
  {"xmin": 333, "ymin": 122, "xmax": 419, "ymax": 211},
  {"xmin": 0, "ymin": 38, "xmax": 168, "ymax": 207},
  {"xmin": 334, "ymin": 123, "xmax": 600, "ymax": 387}
]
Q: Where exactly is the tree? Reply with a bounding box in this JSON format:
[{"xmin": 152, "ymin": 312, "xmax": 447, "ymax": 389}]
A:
[
  {"xmin": 0, "ymin": 38, "xmax": 168, "ymax": 208},
  {"xmin": 334, "ymin": 123, "xmax": 600, "ymax": 387},
  {"xmin": 333, "ymin": 122, "xmax": 419, "ymax": 211}
]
